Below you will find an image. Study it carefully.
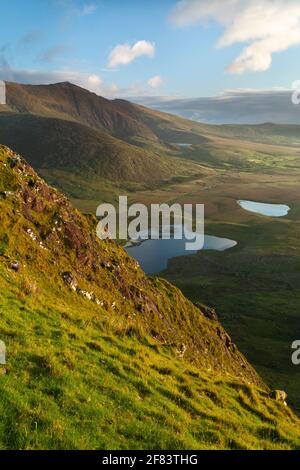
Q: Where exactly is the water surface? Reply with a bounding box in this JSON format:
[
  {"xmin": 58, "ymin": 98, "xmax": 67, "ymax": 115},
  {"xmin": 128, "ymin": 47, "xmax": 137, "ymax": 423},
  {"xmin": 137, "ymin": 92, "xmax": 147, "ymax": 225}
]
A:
[
  {"xmin": 171, "ymin": 143, "xmax": 193, "ymax": 147},
  {"xmin": 125, "ymin": 227, "xmax": 237, "ymax": 274},
  {"xmin": 238, "ymin": 200, "xmax": 290, "ymax": 217}
]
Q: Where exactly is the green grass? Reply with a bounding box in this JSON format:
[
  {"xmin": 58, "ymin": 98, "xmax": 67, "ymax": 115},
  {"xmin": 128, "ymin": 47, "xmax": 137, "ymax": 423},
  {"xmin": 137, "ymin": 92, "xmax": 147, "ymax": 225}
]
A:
[
  {"xmin": 1, "ymin": 144, "xmax": 300, "ymax": 449},
  {"xmin": 1, "ymin": 265, "xmax": 300, "ymax": 450},
  {"xmin": 114, "ymin": 133, "xmax": 300, "ymax": 415},
  {"xmin": 2, "ymin": 82, "xmax": 300, "ymax": 449},
  {"xmin": 200, "ymin": 123, "xmax": 300, "ymax": 147},
  {"xmin": 162, "ymin": 193, "xmax": 300, "ymax": 411},
  {"xmin": 176, "ymin": 144, "xmax": 300, "ymax": 174}
]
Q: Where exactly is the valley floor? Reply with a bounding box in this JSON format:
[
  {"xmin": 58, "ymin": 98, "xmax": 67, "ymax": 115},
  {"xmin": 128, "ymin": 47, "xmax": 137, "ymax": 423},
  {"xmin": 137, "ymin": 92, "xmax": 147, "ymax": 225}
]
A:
[
  {"xmin": 126, "ymin": 165, "xmax": 300, "ymax": 412},
  {"xmin": 66, "ymin": 136, "xmax": 300, "ymax": 415}
]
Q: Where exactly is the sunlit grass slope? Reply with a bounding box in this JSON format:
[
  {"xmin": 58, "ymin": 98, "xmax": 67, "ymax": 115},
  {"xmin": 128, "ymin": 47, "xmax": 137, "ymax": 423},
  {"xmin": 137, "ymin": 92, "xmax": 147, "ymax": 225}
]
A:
[{"xmin": 0, "ymin": 145, "xmax": 300, "ymax": 450}]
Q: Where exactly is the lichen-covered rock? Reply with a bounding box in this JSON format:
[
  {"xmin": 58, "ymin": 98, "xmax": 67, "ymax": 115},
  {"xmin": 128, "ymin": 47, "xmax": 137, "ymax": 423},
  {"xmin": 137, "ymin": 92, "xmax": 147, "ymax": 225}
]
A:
[
  {"xmin": 203, "ymin": 306, "xmax": 218, "ymax": 321},
  {"xmin": 9, "ymin": 261, "xmax": 20, "ymax": 271}
]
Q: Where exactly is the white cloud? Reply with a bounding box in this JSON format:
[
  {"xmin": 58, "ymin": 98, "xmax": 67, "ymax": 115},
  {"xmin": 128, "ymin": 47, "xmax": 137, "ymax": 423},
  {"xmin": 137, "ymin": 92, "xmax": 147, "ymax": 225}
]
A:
[
  {"xmin": 0, "ymin": 66, "xmax": 104, "ymax": 92},
  {"xmin": 57, "ymin": 0, "xmax": 98, "ymax": 16},
  {"xmin": 107, "ymin": 40, "xmax": 155, "ymax": 68},
  {"xmin": 87, "ymin": 73, "xmax": 102, "ymax": 87},
  {"xmin": 0, "ymin": 42, "xmax": 160, "ymax": 100},
  {"xmin": 148, "ymin": 75, "xmax": 163, "ymax": 89},
  {"xmin": 169, "ymin": 0, "xmax": 300, "ymax": 74},
  {"xmin": 80, "ymin": 3, "xmax": 97, "ymax": 16},
  {"xmin": 0, "ymin": 66, "xmax": 158, "ymax": 99},
  {"xmin": 20, "ymin": 30, "xmax": 43, "ymax": 46}
]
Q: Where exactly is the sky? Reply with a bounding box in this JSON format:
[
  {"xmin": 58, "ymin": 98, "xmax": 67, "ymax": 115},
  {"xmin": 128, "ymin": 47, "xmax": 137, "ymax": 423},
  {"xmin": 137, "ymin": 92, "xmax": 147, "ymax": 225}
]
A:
[{"xmin": 0, "ymin": 0, "xmax": 300, "ymax": 99}]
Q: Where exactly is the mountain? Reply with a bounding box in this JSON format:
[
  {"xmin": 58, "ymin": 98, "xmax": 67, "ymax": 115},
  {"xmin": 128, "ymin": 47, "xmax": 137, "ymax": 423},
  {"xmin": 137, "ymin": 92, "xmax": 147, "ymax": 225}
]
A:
[
  {"xmin": 1, "ymin": 144, "xmax": 299, "ymax": 449},
  {"xmin": 3, "ymin": 82, "xmax": 300, "ymax": 149},
  {"xmin": 0, "ymin": 82, "xmax": 209, "ymax": 207},
  {"xmin": 1, "ymin": 81, "xmax": 300, "ymax": 213},
  {"xmin": 3, "ymin": 81, "xmax": 158, "ymax": 141},
  {"xmin": 0, "ymin": 112, "xmax": 185, "ymax": 182},
  {"xmin": 1, "ymin": 81, "xmax": 213, "ymax": 146},
  {"xmin": 133, "ymin": 90, "xmax": 300, "ymax": 125}
]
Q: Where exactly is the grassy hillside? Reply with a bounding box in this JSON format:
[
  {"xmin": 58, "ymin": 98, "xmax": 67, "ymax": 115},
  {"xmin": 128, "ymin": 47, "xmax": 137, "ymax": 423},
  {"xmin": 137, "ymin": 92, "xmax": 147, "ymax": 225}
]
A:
[
  {"xmin": 1, "ymin": 145, "xmax": 300, "ymax": 450},
  {"xmin": 0, "ymin": 112, "xmax": 196, "ymax": 182},
  {"xmin": 0, "ymin": 112, "xmax": 204, "ymax": 205},
  {"xmin": 3, "ymin": 81, "xmax": 158, "ymax": 141},
  {"xmin": 2, "ymin": 81, "xmax": 213, "ymax": 145},
  {"xmin": 197, "ymin": 122, "xmax": 300, "ymax": 147},
  {"xmin": 5, "ymin": 81, "xmax": 300, "ymax": 149},
  {"xmin": 2, "ymin": 81, "xmax": 300, "ymax": 212},
  {"xmin": 163, "ymin": 197, "xmax": 300, "ymax": 412},
  {"xmin": 122, "ymin": 103, "xmax": 300, "ymax": 148}
]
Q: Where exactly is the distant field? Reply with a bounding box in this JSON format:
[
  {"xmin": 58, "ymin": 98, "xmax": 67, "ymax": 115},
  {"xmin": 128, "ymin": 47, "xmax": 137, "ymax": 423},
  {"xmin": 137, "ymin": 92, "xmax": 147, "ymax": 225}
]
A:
[{"xmin": 122, "ymin": 143, "xmax": 300, "ymax": 411}]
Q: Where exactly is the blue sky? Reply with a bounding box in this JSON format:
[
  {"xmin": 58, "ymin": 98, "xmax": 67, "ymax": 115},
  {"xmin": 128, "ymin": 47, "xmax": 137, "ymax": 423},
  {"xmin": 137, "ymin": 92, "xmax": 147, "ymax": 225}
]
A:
[{"xmin": 0, "ymin": 0, "xmax": 300, "ymax": 98}]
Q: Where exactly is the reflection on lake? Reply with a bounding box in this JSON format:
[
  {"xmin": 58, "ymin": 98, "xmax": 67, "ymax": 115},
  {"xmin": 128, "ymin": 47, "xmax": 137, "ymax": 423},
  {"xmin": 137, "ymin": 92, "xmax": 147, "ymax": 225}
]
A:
[
  {"xmin": 125, "ymin": 227, "xmax": 237, "ymax": 275},
  {"xmin": 171, "ymin": 143, "xmax": 193, "ymax": 147},
  {"xmin": 238, "ymin": 200, "xmax": 290, "ymax": 217}
]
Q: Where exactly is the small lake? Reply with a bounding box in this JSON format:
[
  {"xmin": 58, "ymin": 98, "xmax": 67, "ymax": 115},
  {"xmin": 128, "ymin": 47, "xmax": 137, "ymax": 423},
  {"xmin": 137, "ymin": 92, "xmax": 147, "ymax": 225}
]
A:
[
  {"xmin": 171, "ymin": 143, "xmax": 193, "ymax": 147},
  {"xmin": 238, "ymin": 200, "xmax": 290, "ymax": 217},
  {"xmin": 125, "ymin": 227, "xmax": 237, "ymax": 274}
]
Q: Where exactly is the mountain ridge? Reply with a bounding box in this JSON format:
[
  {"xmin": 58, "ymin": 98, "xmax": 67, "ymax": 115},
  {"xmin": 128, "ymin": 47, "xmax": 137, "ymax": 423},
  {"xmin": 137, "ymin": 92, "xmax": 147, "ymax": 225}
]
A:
[
  {"xmin": 3, "ymin": 81, "xmax": 159, "ymax": 141},
  {"xmin": 0, "ymin": 112, "xmax": 183, "ymax": 182},
  {"xmin": 0, "ymin": 81, "xmax": 209, "ymax": 201}
]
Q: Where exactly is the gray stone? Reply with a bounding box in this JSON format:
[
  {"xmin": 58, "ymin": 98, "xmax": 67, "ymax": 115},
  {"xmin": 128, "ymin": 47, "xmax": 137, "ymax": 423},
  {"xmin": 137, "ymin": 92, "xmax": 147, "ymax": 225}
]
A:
[{"xmin": 9, "ymin": 261, "xmax": 20, "ymax": 272}]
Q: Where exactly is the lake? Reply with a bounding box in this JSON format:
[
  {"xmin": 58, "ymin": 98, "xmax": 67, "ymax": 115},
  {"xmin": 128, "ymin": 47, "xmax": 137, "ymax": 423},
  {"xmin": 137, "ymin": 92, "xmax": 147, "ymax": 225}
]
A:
[
  {"xmin": 238, "ymin": 200, "xmax": 290, "ymax": 217},
  {"xmin": 125, "ymin": 227, "xmax": 237, "ymax": 274},
  {"xmin": 171, "ymin": 143, "xmax": 193, "ymax": 147}
]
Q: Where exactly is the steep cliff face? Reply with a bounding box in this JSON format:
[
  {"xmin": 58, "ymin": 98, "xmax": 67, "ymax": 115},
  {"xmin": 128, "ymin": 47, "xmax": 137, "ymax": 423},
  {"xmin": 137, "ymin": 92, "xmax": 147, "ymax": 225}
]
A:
[{"xmin": 0, "ymin": 145, "xmax": 299, "ymax": 450}]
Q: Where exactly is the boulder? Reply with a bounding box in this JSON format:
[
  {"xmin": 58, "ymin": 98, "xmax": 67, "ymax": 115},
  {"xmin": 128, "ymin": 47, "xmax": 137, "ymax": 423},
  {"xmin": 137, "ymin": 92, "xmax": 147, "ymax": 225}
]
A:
[
  {"xmin": 193, "ymin": 302, "xmax": 218, "ymax": 321},
  {"xmin": 9, "ymin": 156, "xmax": 21, "ymax": 168},
  {"xmin": 203, "ymin": 306, "xmax": 218, "ymax": 321},
  {"xmin": 61, "ymin": 271, "xmax": 78, "ymax": 291},
  {"xmin": 9, "ymin": 261, "xmax": 20, "ymax": 272}
]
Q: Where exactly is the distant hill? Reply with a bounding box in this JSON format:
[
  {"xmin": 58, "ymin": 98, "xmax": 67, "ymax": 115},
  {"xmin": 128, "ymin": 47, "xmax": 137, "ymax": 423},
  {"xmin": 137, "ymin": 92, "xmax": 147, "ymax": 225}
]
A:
[
  {"xmin": 4, "ymin": 82, "xmax": 300, "ymax": 147},
  {"xmin": 0, "ymin": 82, "xmax": 210, "ymax": 204},
  {"xmin": 1, "ymin": 144, "xmax": 299, "ymax": 450},
  {"xmin": 0, "ymin": 112, "xmax": 181, "ymax": 182},
  {"xmin": 1, "ymin": 81, "xmax": 300, "ymax": 210},
  {"xmin": 4, "ymin": 81, "xmax": 158, "ymax": 141},
  {"xmin": 133, "ymin": 90, "xmax": 300, "ymax": 125},
  {"xmin": 3, "ymin": 81, "xmax": 211, "ymax": 145}
]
